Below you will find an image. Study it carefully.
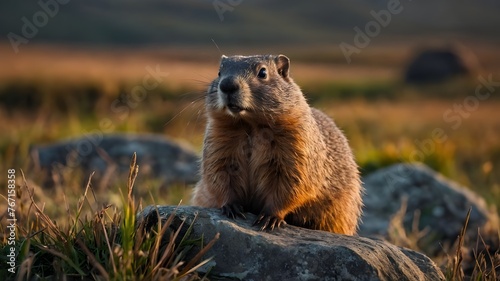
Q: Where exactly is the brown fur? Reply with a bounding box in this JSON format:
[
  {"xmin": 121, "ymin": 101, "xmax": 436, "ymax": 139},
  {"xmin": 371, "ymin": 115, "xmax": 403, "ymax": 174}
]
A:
[{"xmin": 192, "ymin": 55, "xmax": 363, "ymax": 235}]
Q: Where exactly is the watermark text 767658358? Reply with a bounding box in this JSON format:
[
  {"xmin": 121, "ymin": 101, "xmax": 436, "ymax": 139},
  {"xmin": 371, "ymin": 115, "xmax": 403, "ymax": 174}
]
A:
[{"xmin": 7, "ymin": 169, "xmax": 17, "ymax": 274}]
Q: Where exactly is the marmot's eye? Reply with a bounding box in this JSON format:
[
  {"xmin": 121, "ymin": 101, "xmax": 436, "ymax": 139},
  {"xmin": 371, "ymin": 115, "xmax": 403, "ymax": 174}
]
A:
[
  {"xmin": 257, "ymin": 67, "xmax": 267, "ymax": 79},
  {"xmin": 218, "ymin": 71, "xmax": 221, "ymax": 77}
]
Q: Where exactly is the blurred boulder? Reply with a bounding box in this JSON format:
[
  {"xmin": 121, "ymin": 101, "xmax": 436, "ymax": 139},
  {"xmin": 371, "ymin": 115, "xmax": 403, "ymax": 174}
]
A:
[
  {"xmin": 404, "ymin": 45, "xmax": 478, "ymax": 83},
  {"xmin": 359, "ymin": 163, "xmax": 498, "ymax": 253},
  {"xmin": 31, "ymin": 134, "xmax": 199, "ymax": 188},
  {"xmin": 139, "ymin": 205, "xmax": 445, "ymax": 281}
]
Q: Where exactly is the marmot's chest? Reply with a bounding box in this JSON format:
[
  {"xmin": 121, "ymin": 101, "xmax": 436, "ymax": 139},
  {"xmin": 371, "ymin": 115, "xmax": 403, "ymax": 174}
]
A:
[
  {"xmin": 229, "ymin": 127, "xmax": 278, "ymax": 185},
  {"xmin": 247, "ymin": 126, "xmax": 275, "ymax": 155}
]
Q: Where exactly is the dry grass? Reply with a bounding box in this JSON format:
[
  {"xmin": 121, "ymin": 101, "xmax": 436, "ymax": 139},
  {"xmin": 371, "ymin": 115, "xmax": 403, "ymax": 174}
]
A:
[
  {"xmin": 0, "ymin": 154, "xmax": 218, "ymax": 280},
  {"xmin": 387, "ymin": 205, "xmax": 499, "ymax": 281}
]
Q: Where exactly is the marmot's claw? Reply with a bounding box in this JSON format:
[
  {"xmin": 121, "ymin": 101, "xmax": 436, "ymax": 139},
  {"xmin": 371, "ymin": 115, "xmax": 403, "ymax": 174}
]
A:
[
  {"xmin": 253, "ymin": 214, "xmax": 286, "ymax": 231},
  {"xmin": 221, "ymin": 204, "xmax": 246, "ymax": 219}
]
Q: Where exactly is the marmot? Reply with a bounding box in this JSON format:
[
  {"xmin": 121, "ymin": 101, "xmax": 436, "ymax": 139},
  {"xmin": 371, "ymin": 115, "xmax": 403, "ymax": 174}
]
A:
[{"xmin": 191, "ymin": 54, "xmax": 363, "ymax": 235}]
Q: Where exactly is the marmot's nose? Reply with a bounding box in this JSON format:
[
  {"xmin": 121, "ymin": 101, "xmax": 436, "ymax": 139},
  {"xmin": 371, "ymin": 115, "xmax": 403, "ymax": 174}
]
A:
[{"xmin": 219, "ymin": 77, "xmax": 239, "ymax": 95}]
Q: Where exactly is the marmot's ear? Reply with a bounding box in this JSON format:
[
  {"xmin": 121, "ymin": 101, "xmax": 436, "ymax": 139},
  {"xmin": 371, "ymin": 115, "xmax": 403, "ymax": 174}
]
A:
[
  {"xmin": 275, "ymin": 54, "xmax": 290, "ymax": 78},
  {"xmin": 220, "ymin": 55, "xmax": 228, "ymax": 66}
]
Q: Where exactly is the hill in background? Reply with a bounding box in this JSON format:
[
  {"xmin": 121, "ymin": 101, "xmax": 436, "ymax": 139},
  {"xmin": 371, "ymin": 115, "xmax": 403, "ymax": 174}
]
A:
[{"xmin": 1, "ymin": 0, "xmax": 500, "ymax": 50}]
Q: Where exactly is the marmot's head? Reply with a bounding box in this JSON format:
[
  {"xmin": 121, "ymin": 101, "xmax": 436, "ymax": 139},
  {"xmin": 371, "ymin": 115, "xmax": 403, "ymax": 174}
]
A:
[{"xmin": 206, "ymin": 54, "xmax": 302, "ymax": 121}]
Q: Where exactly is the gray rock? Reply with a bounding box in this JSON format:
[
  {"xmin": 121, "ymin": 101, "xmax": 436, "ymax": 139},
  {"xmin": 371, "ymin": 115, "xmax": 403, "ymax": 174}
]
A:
[
  {"xmin": 31, "ymin": 133, "xmax": 199, "ymax": 188},
  {"xmin": 139, "ymin": 205, "xmax": 444, "ymax": 281},
  {"xmin": 404, "ymin": 46, "xmax": 478, "ymax": 84},
  {"xmin": 359, "ymin": 163, "xmax": 498, "ymax": 252}
]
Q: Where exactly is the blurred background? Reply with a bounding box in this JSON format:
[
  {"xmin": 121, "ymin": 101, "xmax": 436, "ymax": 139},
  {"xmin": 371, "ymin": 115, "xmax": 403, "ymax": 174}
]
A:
[{"xmin": 1, "ymin": 0, "xmax": 499, "ymax": 213}]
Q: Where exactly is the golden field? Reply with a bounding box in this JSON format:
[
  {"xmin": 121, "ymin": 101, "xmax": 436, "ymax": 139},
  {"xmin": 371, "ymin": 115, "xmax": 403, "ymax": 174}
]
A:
[
  {"xmin": 1, "ymin": 43, "xmax": 499, "ymax": 204},
  {"xmin": 0, "ymin": 42, "xmax": 499, "ymax": 280}
]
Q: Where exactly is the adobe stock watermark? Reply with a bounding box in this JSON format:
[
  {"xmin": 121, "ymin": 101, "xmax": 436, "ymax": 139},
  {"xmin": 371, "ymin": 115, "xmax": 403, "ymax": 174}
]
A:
[
  {"xmin": 213, "ymin": 0, "xmax": 243, "ymax": 21},
  {"xmin": 63, "ymin": 65, "xmax": 169, "ymax": 168},
  {"xmin": 339, "ymin": 0, "xmax": 412, "ymax": 64},
  {"xmin": 7, "ymin": 0, "xmax": 71, "ymax": 54},
  {"xmin": 384, "ymin": 74, "xmax": 499, "ymax": 186},
  {"xmin": 6, "ymin": 169, "xmax": 17, "ymax": 274}
]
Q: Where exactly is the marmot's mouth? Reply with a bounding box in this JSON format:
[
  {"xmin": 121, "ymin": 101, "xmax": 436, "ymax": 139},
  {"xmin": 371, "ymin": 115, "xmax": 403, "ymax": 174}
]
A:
[{"xmin": 227, "ymin": 104, "xmax": 244, "ymax": 113}]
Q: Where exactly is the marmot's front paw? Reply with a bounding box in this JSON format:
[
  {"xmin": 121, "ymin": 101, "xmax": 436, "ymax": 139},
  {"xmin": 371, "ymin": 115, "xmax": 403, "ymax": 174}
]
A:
[
  {"xmin": 221, "ymin": 203, "xmax": 246, "ymax": 219},
  {"xmin": 253, "ymin": 213, "xmax": 286, "ymax": 231}
]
